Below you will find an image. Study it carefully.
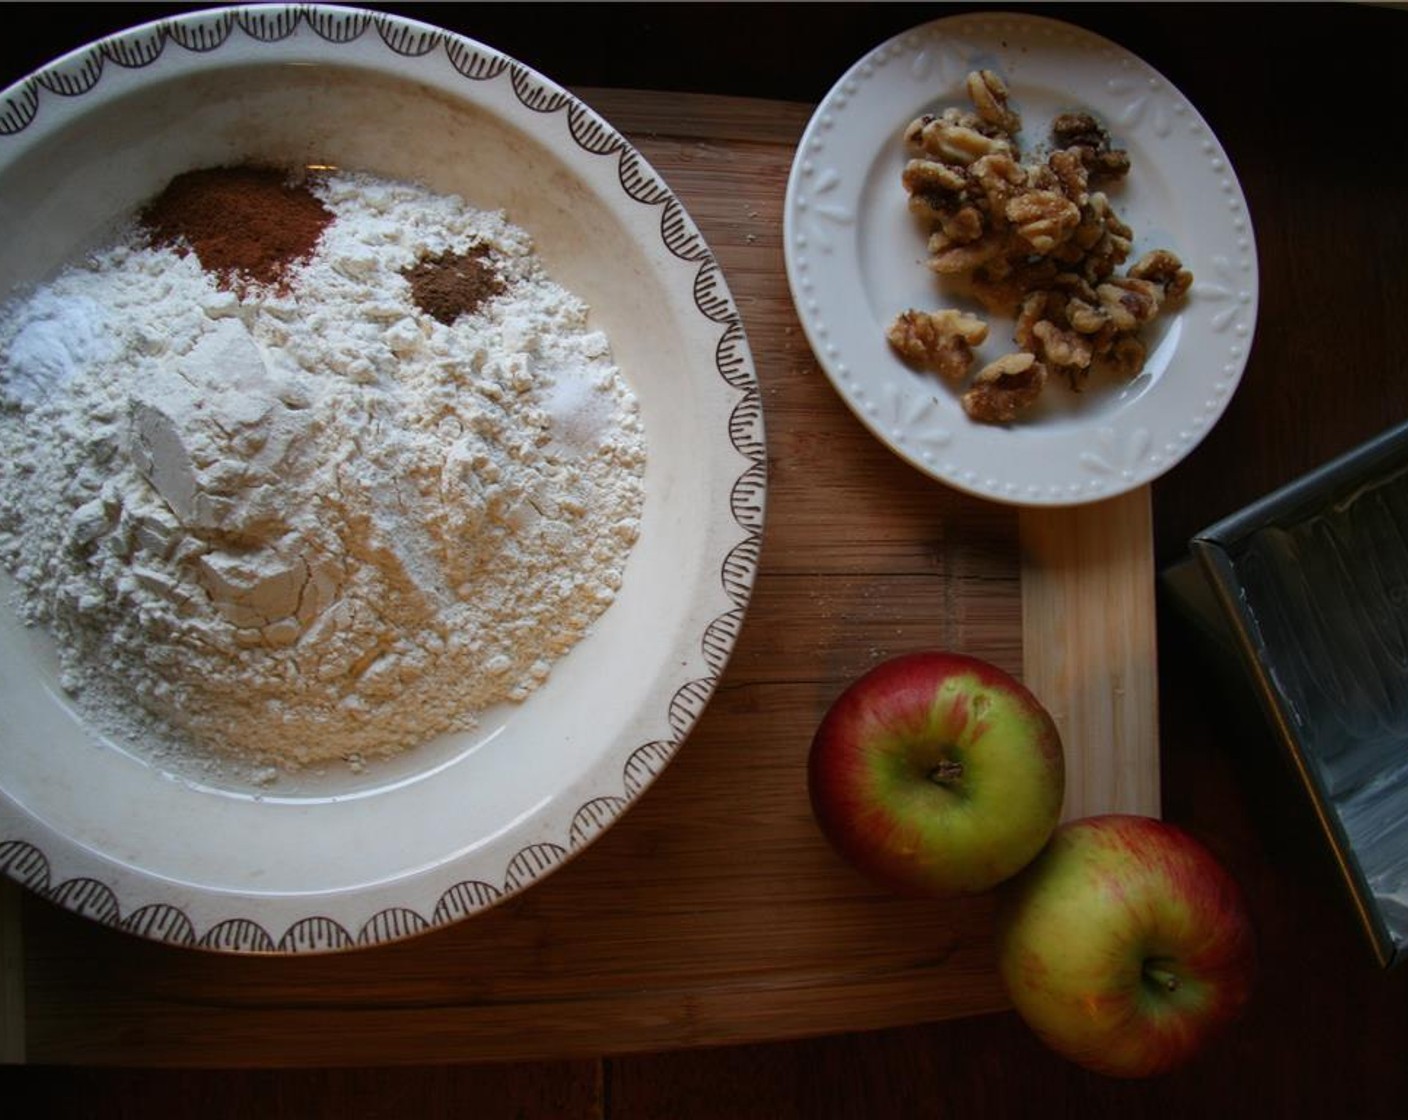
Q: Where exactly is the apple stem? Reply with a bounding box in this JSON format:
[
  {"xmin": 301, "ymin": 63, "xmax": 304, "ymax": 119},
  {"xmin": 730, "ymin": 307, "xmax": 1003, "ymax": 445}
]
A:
[
  {"xmin": 926, "ymin": 760, "xmax": 964, "ymax": 785},
  {"xmin": 1143, "ymin": 964, "xmax": 1181, "ymax": 993}
]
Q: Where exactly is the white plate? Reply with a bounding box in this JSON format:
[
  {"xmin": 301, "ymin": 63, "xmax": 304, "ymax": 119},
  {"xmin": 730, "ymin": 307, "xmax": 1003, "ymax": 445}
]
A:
[
  {"xmin": 783, "ymin": 11, "xmax": 1258, "ymax": 507},
  {"xmin": 0, "ymin": 5, "xmax": 764, "ymax": 952}
]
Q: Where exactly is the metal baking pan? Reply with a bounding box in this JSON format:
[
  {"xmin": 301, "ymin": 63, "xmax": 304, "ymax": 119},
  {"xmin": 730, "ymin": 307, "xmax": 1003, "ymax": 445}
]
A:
[{"xmin": 1164, "ymin": 419, "xmax": 1408, "ymax": 968}]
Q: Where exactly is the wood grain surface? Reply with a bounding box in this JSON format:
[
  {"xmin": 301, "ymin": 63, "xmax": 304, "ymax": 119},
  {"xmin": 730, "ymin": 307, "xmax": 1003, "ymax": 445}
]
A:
[
  {"xmin": 4, "ymin": 90, "xmax": 1156, "ymax": 1067},
  {"xmin": 1021, "ymin": 493, "xmax": 1159, "ymax": 819}
]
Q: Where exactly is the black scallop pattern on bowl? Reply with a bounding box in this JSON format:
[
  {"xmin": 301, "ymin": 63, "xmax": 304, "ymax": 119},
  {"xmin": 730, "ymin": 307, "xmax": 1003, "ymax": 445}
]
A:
[{"xmin": 0, "ymin": 5, "xmax": 766, "ymax": 955}]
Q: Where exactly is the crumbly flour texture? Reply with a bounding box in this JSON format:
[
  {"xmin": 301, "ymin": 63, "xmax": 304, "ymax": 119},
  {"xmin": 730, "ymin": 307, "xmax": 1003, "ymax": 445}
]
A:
[{"xmin": 0, "ymin": 172, "xmax": 645, "ymax": 780}]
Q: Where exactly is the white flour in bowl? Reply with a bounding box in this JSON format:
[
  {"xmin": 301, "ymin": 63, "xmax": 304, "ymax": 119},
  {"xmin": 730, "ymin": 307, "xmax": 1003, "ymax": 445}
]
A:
[{"xmin": 0, "ymin": 170, "xmax": 646, "ymax": 781}]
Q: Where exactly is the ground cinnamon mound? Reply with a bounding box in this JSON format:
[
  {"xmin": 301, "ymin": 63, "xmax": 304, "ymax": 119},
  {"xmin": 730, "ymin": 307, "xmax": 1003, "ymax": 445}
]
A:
[
  {"xmin": 401, "ymin": 247, "xmax": 505, "ymax": 325},
  {"xmin": 141, "ymin": 165, "xmax": 333, "ymax": 290}
]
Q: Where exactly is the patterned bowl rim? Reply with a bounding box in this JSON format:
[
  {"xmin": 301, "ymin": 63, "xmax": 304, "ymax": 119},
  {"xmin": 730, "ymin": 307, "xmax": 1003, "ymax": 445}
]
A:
[{"xmin": 0, "ymin": 2, "xmax": 766, "ymax": 955}]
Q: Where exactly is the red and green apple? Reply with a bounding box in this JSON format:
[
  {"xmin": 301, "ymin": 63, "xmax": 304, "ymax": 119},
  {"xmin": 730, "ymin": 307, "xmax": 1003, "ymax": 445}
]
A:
[
  {"xmin": 996, "ymin": 813, "xmax": 1257, "ymax": 1078},
  {"xmin": 807, "ymin": 650, "xmax": 1065, "ymax": 897}
]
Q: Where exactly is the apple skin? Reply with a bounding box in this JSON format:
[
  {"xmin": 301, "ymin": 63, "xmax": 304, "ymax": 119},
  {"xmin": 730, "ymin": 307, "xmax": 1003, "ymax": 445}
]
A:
[
  {"xmin": 996, "ymin": 813, "xmax": 1257, "ymax": 1078},
  {"xmin": 808, "ymin": 651, "xmax": 1065, "ymax": 897}
]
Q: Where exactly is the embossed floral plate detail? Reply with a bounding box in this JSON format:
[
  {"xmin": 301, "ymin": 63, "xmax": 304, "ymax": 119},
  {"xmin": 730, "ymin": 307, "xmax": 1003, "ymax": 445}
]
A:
[
  {"xmin": 0, "ymin": 5, "xmax": 764, "ymax": 952},
  {"xmin": 783, "ymin": 11, "xmax": 1257, "ymax": 506}
]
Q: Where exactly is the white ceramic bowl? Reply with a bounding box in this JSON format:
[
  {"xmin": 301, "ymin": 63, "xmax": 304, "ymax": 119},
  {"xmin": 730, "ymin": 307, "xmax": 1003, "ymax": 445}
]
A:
[{"xmin": 0, "ymin": 4, "xmax": 764, "ymax": 952}]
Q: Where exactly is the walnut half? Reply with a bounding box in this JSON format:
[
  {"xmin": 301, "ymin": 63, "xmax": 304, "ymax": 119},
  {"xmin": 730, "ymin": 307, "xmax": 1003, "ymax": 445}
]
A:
[
  {"xmin": 1051, "ymin": 111, "xmax": 1131, "ymax": 181},
  {"xmin": 886, "ymin": 308, "xmax": 989, "ymax": 381},
  {"xmin": 1128, "ymin": 248, "xmax": 1194, "ymax": 300},
  {"xmin": 961, "ymin": 353, "xmax": 1048, "ymax": 424},
  {"xmin": 966, "ymin": 69, "xmax": 1022, "ymax": 135}
]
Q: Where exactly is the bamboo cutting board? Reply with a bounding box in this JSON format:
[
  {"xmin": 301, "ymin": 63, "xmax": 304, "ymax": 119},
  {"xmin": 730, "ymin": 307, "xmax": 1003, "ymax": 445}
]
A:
[{"xmin": 3, "ymin": 91, "xmax": 1158, "ymax": 1067}]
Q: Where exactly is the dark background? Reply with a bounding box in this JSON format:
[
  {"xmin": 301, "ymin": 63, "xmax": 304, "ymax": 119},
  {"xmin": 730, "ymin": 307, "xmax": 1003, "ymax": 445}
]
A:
[{"xmin": 3, "ymin": 3, "xmax": 1408, "ymax": 1117}]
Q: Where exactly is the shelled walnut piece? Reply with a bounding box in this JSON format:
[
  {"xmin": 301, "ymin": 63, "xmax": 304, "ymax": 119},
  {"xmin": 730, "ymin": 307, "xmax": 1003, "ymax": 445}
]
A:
[
  {"xmin": 962, "ymin": 352, "xmax": 1048, "ymax": 424},
  {"xmin": 885, "ymin": 309, "xmax": 988, "ymax": 381},
  {"xmin": 888, "ymin": 70, "xmax": 1192, "ymax": 425}
]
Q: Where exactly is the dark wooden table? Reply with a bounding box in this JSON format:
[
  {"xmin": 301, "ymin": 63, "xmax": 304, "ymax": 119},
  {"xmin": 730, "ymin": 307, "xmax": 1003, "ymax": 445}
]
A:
[{"xmin": 3, "ymin": 3, "xmax": 1408, "ymax": 1115}]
